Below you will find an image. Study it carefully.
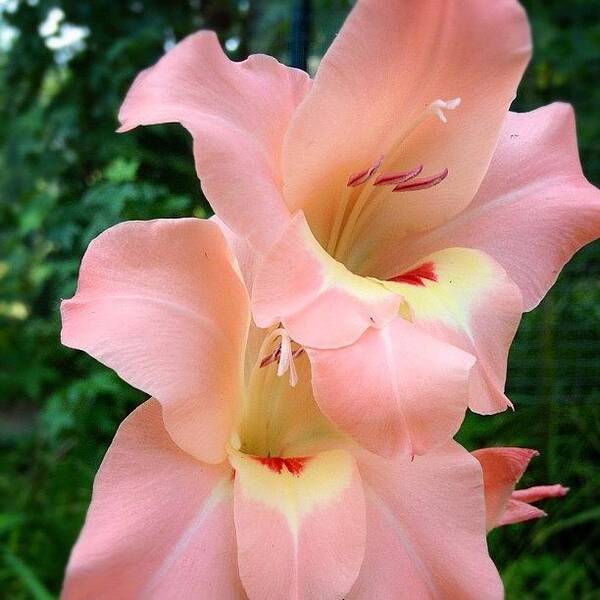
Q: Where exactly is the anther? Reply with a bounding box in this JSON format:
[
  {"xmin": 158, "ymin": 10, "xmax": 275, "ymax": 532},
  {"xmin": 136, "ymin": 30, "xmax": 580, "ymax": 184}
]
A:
[
  {"xmin": 259, "ymin": 346, "xmax": 280, "ymax": 369},
  {"xmin": 374, "ymin": 165, "xmax": 423, "ymax": 187},
  {"xmin": 393, "ymin": 168, "xmax": 448, "ymax": 192},
  {"xmin": 347, "ymin": 155, "xmax": 384, "ymax": 187}
]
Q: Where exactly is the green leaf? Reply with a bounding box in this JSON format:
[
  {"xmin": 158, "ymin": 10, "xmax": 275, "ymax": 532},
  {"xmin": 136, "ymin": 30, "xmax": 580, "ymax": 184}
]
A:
[{"xmin": 3, "ymin": 551, "xmax": 56, "ymax": 600}]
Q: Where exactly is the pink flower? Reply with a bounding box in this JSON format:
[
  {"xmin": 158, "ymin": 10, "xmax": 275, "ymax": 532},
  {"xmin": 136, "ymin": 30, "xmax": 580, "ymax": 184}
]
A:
[
  {"xmin": 61, "ymin": 219, "xmax": 503, "ymax": 599},
  {"xmin": 118, "ymin": 0, "xmax": 600, "ymax": 459},
  {"xmin": 474, "ymin": 447, "xmax": 569, "ymax": 530}
]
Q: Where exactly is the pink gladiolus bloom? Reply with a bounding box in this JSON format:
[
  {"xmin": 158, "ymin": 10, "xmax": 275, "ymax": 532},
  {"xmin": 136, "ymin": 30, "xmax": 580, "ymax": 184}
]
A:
[
  {"xmin": 118, "ymin": 0, "xmax": 600, "ymax": 459},
  {"xmin": 474, "ymin": 447, "xmax": 569, "ymax": 530},
  {"xmin": 61, "ymin": 220, "xmax": 503, "ymax": 599}
]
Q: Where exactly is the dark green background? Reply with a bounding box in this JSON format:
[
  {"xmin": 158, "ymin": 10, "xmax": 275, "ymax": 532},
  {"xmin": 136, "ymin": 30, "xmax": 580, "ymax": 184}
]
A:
[{"xmin": 0, "ymin": 1, "xmax": 599, "ymax": 597}]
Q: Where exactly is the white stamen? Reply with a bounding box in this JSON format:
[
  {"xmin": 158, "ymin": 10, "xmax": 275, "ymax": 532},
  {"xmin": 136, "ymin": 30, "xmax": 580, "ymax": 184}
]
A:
[
  {"xmin": 278, "ymin": 331, "xmax": 299, "ymax": 387},
  {"xmin": 262, "ymin": 328, "xmax": 300, "ymax": 387},
  {"xmin": 429, "ymin": 97, "xmax": 461, "ymax": 124}
]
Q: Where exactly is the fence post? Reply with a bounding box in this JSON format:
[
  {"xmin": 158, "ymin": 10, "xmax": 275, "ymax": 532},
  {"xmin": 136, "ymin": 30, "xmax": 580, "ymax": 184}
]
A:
[{"xmin": 290, "ymin": 0, "xmax": 311, "ymax": 70}]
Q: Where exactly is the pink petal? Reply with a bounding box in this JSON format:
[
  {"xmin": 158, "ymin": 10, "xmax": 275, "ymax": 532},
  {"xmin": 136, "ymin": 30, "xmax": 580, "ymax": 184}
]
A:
[
  {"xmin": 374, "ymin": 103, "xmax": 600, "ymax": 310},
  {"xmin": 230, "ymin": 449, "xmax": 366, "ymax": 600},
  {"xmin": 283, "ymin": 0, "xmax": 531, "ymax": 246},
  {"xmin": 472, "ymin": 446, "xmax": 538, "ymax": 531},
  {"xmin": 211, "ymin": 215, "xmax": 257, "ymax": 292},
  {"xmin": 61, "ymin": 400, "xmax": 245, "ymax": 600},
  {"xmin": 119, "ymin": 32, "xmax": 311, "ymax": 252},
  {"xmin": 208, "ymin": 216, "xmax": 273, "ymax": 389},
  {"xmin": 252, "ymin": 212, "xmax": 400, "ymax": 349},
  {"xmin": 307, "ymin": 317, "xmax": 475, "ymax": 458},
  {"xmin": 498, "ymin": 484, "xmax": 568, "ymax": 527},
  {"xmin": 512, "ymin": 484, "xmax": 569, "ymax": 504},
  {"xmin": 348, "ymin": 442, "xmax": 503, "ymax": 599},
  {"xmin": 61, "ymin": 219, "xmax": 249, "ymax": 464},
  {"xmin": 383, "ymin": 248, "xmax": 523, "ymax": 414},
  {"xmin": 496, "ymin": 498, "xmax": 546, "ymax": 527}
]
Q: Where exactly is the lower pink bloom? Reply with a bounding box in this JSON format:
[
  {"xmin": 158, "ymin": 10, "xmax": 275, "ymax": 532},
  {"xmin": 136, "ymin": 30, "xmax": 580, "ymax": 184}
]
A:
[
  {"xmin": 61, "ymin": 219, "xmax": 505, "ymax": 599},
  {"xmin": 63, "ymin": 400, "xmax": 507, "ymax": 600}
]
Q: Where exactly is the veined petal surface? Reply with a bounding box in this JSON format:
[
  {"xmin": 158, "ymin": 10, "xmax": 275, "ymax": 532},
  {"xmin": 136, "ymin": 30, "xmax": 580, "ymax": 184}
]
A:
[
  {"xmin": 384, "ymin": 248, "xmax": 523, "ymax": 413},
  {"xmin": 284, "ymin": 0, "xmax": 531, "ymax": 245},
  {"xmin": 307, "ymin": 318, "xmax": 475, "ymax": 458},
  {"xmin": 348, "ymin": 442, "xmax": 503, "ymax": 599},
  {"xmin": 61, "ymin": 219, "xmax": 249, "ymax": 463},
  {"xmin": 231, "ymin": 449, "xmax": 366, "ymax": 600},
  {"xmin": 61, "ymin": 400, "xmax": 244, "ymax": 600},
  {"xmin": 252, "ymin": 212, "xmax": 400, "ymax": 349},
  {"xmin": 119, "ymin": 32, "xmax": 310, "ymax": 252}
]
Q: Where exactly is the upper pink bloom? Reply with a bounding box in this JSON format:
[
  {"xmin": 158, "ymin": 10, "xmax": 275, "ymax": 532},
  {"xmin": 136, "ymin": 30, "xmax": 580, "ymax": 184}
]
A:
[
  {"xmin": 61, "ymin": 219, "xmax": 503, "ymax": 599},
  {"xmin": 117, "ymin": 0, "xmax": 600, "ymax": 458}
]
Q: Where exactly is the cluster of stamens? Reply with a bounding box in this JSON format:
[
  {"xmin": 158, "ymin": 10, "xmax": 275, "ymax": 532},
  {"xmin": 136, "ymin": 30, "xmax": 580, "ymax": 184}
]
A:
[{"xmin": 348, "ymin": 161, "xmax": 449, "ymax": 193}]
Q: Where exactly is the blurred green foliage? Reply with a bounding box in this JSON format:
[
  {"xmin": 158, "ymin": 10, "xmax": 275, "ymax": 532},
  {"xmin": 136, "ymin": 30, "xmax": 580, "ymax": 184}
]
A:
[{"xmin": 0, "ymin": 0, "xmax": 599, "ymax": 597}]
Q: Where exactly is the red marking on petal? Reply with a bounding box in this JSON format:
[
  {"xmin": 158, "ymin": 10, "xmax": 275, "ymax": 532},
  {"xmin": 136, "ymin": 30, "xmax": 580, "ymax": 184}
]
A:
[
  {"xmin": 374, "ymin": 165, "xmax": 423, "ymax": 186},
  {"xmin": 255, "ymin": 456, "xmax": 310, "ymax": 476},
  {"xmin": 393, "ymin": 168, "xmax": 448, "ymax": 192},
  {"xmin": 389, "ymin": 262, "xmax": 437, "ymax": 286},
  {"xmin": 283, "ymin": 457, "xmax": 309, "ymax": 476},
  {"xmin": 256, "ymin": 457, "xmax": 285, "ymax": 473},
  {"xmin": 347, "ymin": 155, "xmax": 384, "ymax": 187}
]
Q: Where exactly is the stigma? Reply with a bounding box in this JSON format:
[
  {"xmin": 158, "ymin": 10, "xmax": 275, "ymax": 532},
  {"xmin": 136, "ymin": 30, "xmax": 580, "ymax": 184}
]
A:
[{"xmin": 429, "ymin": 97, "xmax": 461, "ymax": 123}]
